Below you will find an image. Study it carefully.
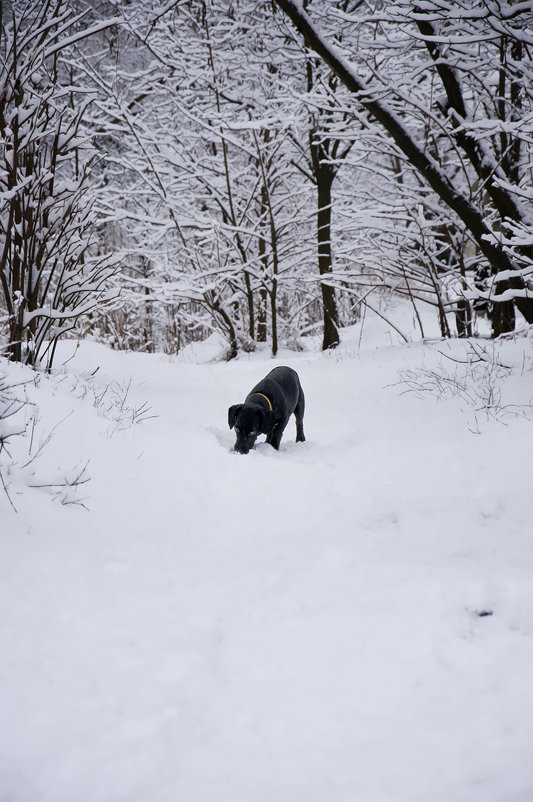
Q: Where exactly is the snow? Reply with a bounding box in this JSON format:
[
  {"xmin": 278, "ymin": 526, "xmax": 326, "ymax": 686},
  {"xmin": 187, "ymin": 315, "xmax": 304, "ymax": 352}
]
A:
[{"xmin": 1, "ymin": 308, "xmax": 533, "ymax": 802}]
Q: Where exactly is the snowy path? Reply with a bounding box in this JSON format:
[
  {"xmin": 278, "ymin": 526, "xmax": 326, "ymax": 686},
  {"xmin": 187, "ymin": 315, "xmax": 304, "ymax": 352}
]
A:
[{"xmin": 1, "ymin": 330, "xmax": 533, "ymax": 802}]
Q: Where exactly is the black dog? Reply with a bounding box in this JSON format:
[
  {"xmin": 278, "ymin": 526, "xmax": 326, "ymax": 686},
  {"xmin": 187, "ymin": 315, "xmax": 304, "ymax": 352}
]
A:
[{"xmin": 228, "ymin": 366, "xmax": 305, "ymax": 454}]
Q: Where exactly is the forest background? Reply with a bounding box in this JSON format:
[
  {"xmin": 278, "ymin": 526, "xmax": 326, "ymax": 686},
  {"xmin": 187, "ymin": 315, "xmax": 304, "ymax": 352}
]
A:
[{"xmin": 2, "ymin": 0, "xmax": 533, "ymax": 369}]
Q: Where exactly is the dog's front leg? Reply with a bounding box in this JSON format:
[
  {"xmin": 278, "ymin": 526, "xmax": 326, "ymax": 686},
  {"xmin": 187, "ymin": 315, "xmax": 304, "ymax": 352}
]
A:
[
  {"xmin": 265, "ymin": 427, "xmax": 277, "ymax": 446},
  {"xmin": 267, "ymin": 419, "xmax": 287, "ymax": 450}
]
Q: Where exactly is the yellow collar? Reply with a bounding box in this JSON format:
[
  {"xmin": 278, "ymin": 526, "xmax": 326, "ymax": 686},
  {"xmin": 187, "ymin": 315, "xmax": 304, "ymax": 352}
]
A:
[{"xmin": 246, "ymin": 392, "xmax": 273, "ymax": 412}]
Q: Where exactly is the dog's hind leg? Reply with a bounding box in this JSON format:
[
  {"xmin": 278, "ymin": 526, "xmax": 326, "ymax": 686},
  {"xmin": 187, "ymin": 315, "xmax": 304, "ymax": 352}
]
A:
[
  {"xmin": 295, "ymin": 414, "xmax": 305, "ymax": 443},
  {"xmin": 294, "ymin": 384, "xmax": 305, "ymax": 443}
]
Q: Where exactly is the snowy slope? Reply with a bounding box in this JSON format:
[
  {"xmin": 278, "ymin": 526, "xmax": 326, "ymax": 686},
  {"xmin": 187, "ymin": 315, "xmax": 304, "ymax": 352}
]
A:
[{"xmin": 1, "ymin": 314, "xmax": 533, "ymax": 802}]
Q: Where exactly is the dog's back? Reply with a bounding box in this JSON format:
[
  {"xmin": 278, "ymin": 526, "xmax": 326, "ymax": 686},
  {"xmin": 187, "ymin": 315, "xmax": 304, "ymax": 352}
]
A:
[{"xmin": 251, "ymin": 366, "xmax": 302, "ymax": 414}]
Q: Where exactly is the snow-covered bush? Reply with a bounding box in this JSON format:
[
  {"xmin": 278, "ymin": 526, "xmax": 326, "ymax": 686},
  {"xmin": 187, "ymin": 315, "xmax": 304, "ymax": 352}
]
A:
[
  {"xmin": 397, "ymin": 339, "xmax": 533, "ymax": 432},
  {"xmin": 0, "ymin": 358, "xmax": 91, "ymax": 511},
  {"xmin": 0, "ymin": 364, "xmax": 30, "ymax": 507}
]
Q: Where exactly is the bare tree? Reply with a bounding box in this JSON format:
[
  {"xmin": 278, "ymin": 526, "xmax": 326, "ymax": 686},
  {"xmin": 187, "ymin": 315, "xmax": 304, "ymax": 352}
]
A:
[
  {"xmin": 273, "ymin": 0, "xmax": 533, "ymax": 337},
  {"xmin": 85, "ymin": 0, "xmax": 312, "ymax": 358},
  {"xmin": 0, "ymin": 0, "xmax": 118, "ymax": 369}
]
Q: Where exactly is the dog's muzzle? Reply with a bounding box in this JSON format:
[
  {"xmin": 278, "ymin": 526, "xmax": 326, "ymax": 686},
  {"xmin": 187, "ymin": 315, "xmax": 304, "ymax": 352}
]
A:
[
  {"xmin": 234, "ymin": 441, "xmax": 251, "ymax": 454},
  {"xmin": 233, "ymin": 443, "xmax": 250, "ymax": 454},
  {"xmin": 233, "ymin": 434, "xmax": 257, "ymax": 454}
]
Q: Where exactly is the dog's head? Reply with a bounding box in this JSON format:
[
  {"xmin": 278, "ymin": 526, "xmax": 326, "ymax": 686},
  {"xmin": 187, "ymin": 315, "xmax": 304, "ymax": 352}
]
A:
[{"xmin": 228, "ymin": 403, "xmax": 275, "ymax": 454}]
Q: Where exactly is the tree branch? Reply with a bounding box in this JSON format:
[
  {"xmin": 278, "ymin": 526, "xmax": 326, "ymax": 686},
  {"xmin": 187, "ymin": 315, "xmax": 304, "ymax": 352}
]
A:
[{"xmin": 272, "ymin": 0, "xmax": 521, "ymax": 279}]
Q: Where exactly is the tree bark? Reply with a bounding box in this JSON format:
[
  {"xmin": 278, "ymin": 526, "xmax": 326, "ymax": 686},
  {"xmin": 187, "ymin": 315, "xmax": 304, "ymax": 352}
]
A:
[
  {"xmin": 306, "ymin": 53, "xmax": 341, "ymax": 350},
  {"xmin": 257, "ymin": 183, "xmax": 269, "ymax": 343},
  {"xmin": 315, "ymin": 162, "xmax": 340, "ymax": 349}
]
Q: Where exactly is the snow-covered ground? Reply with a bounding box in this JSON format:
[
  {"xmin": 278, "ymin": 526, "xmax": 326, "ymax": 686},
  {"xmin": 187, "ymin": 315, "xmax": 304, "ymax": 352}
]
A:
[{"xmin": 1, "ymin": 309, "xmax": 533, "ymax": 802}]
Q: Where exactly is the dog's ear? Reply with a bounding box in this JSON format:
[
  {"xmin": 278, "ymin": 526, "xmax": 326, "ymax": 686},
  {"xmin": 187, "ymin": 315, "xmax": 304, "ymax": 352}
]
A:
[
  {"xmin": 228, "ymin": 404, "xmax": 242, "ymax": 429},
  {"xmin": 259, "ymin": 408, "xmax": 275, "ymax": 434}
]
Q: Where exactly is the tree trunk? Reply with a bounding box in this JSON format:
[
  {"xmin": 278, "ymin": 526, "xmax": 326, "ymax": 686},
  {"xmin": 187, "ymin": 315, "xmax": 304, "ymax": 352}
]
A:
[
  {"xmin": 316, "ymin": 164, "xmax": 340, "ymax": 349},
  {"xmin": 491, "ymin": 292, "xmax": 516, "ymax": 337},
  {"xmin": 271, "ymin": 275, "xmax": 278, "ymax": 357},
  {"xmin": 257, "ymin": 185, "xmax": 269, "ymax": 343},
  {"xmin": 455, "ymin": 300, "xmax": 472, "ymax": 338},
  {"xmin": 257, "ymin": 286, "xmax": 268, "ymax": 343}
]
